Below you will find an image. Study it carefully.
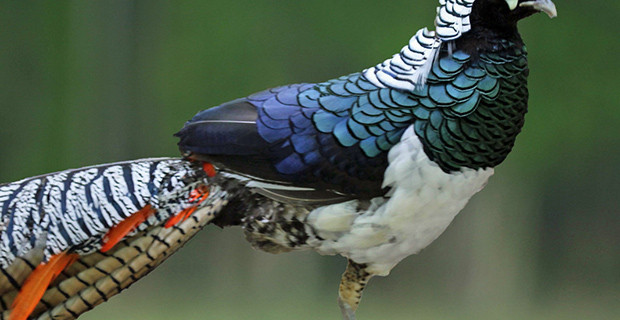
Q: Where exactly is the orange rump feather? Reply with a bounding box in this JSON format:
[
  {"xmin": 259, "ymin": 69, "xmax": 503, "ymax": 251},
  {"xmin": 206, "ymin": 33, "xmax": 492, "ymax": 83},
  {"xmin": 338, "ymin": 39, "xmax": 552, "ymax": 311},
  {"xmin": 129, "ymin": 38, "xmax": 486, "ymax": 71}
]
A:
[
  {"xmin": 165, "ymin": 185, "xmax": 210, "ymax": 228},
  {"xmin": 202, "ymin": 162, "xmax": 217, "ymax": 177},
  {"xmin": 100, "ymin": 205, "xmax": 156, "ymax": 253},
  {"xmin": 10, "ymin": 251, "xmax": 79, "ymax": 320},
  {"xmin": 164, "ymin": 207, "xmax": 195, "ymax": 228}
]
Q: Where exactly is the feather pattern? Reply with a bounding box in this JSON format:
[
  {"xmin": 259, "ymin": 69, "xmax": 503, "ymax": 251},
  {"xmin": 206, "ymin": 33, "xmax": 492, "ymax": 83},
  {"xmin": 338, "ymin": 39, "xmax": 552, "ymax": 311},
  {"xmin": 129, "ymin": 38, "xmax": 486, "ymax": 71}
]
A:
[
  {"xmin": 0, "ymin": 159, "xmax": 227, "ymax": 319},
  {"xmin": 0, "ymin": 158, "xmax": 211, "ymax": 267},
  {"xmin": 179, "ymin": 36, "xmax": 528, "ymax": 180}
]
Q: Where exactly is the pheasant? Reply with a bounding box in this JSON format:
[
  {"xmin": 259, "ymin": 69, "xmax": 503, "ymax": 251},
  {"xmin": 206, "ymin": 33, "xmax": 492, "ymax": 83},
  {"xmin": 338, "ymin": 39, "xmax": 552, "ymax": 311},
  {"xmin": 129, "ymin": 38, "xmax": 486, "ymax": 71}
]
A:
[{"xmin": 0, "ymin": 0, "xmax": 557, "ymax": 319}]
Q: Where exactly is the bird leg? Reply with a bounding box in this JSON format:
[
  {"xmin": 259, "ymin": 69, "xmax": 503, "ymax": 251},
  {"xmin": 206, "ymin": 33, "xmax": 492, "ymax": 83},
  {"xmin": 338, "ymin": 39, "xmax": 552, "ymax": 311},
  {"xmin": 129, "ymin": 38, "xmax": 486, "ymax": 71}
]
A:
[{"xmin": 338, "ymin": 260, "xmax": 372, "ymax": 320}]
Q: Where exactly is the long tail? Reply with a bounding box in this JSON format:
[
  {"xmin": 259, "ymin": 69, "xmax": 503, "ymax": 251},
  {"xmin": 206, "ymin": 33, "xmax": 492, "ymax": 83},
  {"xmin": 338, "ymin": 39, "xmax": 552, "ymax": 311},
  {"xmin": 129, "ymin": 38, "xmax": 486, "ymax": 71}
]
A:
[{"xmin": 0, "ymin": 158, "xmax": 228, "ymax": 319}]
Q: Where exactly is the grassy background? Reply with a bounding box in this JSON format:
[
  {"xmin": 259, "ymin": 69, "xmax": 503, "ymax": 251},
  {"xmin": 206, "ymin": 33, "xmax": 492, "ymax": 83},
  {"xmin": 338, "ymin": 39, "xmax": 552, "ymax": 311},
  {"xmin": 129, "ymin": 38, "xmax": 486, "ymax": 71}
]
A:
[{"xmin": 1, "ymin": 1, "xmax": 619, "ymax": 319}]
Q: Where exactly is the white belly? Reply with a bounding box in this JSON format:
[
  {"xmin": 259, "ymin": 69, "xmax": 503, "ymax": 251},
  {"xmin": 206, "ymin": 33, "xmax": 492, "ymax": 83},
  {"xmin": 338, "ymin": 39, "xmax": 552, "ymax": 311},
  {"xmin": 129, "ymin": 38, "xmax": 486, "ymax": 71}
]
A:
[{"xmin": 306, "ymin": 125, "xmax": 493, "ymax": 276}]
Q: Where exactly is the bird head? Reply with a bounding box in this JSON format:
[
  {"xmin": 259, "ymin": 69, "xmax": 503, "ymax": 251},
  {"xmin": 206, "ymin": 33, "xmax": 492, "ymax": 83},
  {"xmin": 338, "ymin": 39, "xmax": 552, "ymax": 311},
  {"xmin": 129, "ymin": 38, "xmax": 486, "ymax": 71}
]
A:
[{"xmin": 470, "ymin": 0, "xmax": 557, "ymax": 35}]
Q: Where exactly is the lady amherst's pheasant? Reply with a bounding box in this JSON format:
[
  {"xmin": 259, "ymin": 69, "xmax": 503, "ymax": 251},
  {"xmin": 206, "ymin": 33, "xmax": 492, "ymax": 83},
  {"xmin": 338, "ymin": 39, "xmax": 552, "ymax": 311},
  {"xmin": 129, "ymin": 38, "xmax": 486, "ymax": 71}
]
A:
[{"xmin": 0, "ymin": 0, "xmax": 556, "ymax": 319}]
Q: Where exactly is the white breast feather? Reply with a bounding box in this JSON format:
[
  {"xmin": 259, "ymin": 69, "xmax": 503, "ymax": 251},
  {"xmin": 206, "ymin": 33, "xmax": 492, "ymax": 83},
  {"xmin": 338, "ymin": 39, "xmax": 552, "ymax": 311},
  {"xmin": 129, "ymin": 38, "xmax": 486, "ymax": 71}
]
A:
[{"xmin": 307, "ymin": 125, "xmax": 493, "ymax": 276}]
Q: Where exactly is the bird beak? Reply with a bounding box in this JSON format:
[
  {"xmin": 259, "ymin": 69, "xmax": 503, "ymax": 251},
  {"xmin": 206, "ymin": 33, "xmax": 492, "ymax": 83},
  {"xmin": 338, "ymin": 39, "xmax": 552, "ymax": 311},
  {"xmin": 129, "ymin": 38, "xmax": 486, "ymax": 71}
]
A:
[{"xmin": 520, "ymin": 0, "xmax": 558, "ymax": 18}]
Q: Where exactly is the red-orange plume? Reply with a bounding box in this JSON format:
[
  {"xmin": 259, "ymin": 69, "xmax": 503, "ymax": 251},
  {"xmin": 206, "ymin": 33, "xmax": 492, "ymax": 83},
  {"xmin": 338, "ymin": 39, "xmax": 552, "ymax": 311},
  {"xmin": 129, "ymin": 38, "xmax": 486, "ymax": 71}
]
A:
[
  {"xmin": 10, "ymin": 251, "xmax": 79, "ymax": 320},
  {"xmin": 202, "ymin": 162, "xmax": 217, "ymax": 177},
  {"xmin": 101, "ymin": 205, "xmax": 156, "ymax": 253}
]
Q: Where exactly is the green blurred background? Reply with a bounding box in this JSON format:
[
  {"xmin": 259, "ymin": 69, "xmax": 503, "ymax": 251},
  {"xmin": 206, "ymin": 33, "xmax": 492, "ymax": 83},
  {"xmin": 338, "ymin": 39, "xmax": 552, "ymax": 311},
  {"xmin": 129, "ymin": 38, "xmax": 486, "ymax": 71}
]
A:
[{"xmin": 1, "ymin": 1, "xmax": 619, "ymax": 319}]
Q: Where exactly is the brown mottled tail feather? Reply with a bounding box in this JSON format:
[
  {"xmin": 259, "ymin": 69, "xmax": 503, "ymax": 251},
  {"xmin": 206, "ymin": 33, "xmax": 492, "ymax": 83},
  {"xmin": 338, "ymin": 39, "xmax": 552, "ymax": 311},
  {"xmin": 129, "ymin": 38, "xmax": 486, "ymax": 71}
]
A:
[{"xmin": 0, "ymin": 202, "xmax": 225, "ymax": 320}]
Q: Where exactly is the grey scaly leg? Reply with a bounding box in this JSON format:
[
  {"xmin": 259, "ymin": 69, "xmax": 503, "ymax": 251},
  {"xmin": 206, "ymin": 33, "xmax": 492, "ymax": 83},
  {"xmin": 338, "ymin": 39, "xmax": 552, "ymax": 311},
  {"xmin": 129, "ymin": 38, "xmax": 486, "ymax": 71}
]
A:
[{"xmin": 338, "ymin": 260, "xmax": 372, "ymax": 320}]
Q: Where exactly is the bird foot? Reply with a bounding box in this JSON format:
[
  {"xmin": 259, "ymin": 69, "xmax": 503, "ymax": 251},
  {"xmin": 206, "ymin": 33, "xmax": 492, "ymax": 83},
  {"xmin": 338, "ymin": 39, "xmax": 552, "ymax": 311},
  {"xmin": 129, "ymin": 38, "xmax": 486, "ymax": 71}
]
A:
[
  {"xmin": 338, "ymin": 297, "xmax": 357, "ymax": 320},
  {"xmin": 338, "ymin": 260, "xmax": 373, "ymax": 320}
]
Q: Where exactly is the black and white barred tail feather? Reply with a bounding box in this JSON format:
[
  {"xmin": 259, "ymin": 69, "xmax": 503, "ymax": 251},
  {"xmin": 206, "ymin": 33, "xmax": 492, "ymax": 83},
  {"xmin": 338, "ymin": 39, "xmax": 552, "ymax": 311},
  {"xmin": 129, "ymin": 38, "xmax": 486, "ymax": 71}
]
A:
[
  {"xmin": 0, "ymin": 158, "xmax": 210, "ymax": 267},
  {"xmin": 0, "ymin": 158, "xmax": 229, "ymax": 319}
]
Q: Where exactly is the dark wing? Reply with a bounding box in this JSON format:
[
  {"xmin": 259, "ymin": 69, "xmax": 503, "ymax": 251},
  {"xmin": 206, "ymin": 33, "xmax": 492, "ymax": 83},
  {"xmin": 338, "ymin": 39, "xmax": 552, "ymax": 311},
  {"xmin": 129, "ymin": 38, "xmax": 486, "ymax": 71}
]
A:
[
  {"xmin": 175, "ymin": 74, "xmax": 413, "ymax": 203},
  {"xmin": 176, "ymin": 44, "xmax": 527, "ymax": 203}
]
